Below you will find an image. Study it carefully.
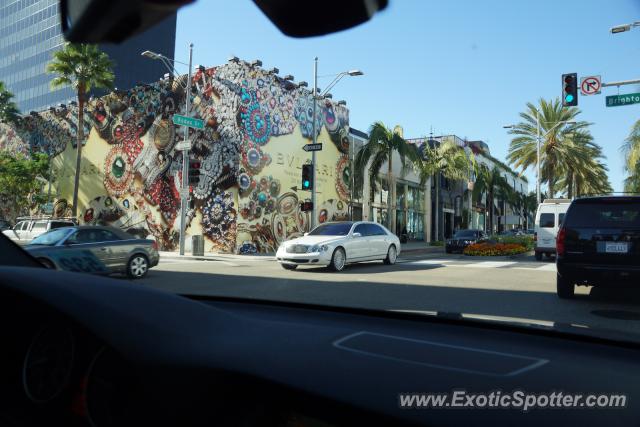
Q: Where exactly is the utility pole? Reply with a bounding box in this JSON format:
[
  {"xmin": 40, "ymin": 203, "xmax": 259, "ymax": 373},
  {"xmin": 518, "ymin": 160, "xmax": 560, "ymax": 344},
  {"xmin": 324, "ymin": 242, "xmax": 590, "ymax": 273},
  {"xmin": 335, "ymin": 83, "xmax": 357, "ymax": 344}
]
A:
[
  {"xmin": 311, "ymin": 57, "xmax": 318, "ymax": 229},
  {"xmin": 536, "ymin": 111, "xmax": 541, "ymax": 206},
  {"xmin": 179, "ymin": 43, "xmax": 193, "ymax": 255}
]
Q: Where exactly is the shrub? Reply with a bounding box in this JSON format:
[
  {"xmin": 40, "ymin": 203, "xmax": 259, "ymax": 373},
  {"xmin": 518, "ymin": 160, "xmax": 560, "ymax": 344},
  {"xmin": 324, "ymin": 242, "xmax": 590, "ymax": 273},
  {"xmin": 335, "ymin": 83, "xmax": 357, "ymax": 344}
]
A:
[
  {"xmin": 430, "ymin": 240, "xmax": 444, "ymax": 246},
  {"xmin": 463, "ymin": 242, "xmax": 528, "ymax": 256},
  {"xmin": 492, "ymin": 235, "xmax": 535, "ymax": 250}
]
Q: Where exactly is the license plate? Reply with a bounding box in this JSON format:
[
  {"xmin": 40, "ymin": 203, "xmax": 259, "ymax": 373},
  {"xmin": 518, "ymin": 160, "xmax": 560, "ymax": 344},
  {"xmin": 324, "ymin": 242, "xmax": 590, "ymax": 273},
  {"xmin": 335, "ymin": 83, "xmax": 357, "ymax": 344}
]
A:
[{"xmin": 605, "ymin": 242, "xmax": 628, "ymax": 254}]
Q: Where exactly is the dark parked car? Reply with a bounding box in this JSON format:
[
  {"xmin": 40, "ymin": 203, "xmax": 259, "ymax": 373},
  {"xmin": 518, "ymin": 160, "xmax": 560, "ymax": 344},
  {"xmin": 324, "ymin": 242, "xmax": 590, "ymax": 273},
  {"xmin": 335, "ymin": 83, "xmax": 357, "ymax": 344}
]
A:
[
  {"xmin": 25, "ymin": 225, "xmax": 160, "ymax": 279},
  {"xmin": 556, "ymin": 196, "xmax": 640, "ymax": 298},
  {"xmin": 445, "ymin": 229, "xmax": 488, "ymax": 253}
]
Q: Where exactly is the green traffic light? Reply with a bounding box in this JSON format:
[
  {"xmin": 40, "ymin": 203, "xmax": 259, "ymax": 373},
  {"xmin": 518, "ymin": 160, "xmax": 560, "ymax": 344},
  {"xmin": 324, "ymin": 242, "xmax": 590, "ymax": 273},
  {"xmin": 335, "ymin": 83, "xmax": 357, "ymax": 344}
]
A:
[
  {"xmin": 565, "ymin": 94, "xmax": 574, "ymax": 103},
  {"xmin": 303, "ymin": 180, "xmax": 310, "ymax": 188}
]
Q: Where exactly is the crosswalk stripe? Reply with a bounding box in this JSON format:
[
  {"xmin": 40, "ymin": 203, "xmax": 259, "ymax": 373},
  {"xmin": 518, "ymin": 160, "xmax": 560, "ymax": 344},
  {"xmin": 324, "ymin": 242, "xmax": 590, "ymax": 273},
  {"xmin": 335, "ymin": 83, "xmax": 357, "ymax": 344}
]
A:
[
  {"xmin": 460, "ymin": 261, "xmax": 517, "ymax": 268},
  {"xmin": 405, "ymin": 259, "xmax": 454, "ymax": 265},
  {"xmin": 536, "ymin": 263, "xmax": 557, "ymax": 271}
]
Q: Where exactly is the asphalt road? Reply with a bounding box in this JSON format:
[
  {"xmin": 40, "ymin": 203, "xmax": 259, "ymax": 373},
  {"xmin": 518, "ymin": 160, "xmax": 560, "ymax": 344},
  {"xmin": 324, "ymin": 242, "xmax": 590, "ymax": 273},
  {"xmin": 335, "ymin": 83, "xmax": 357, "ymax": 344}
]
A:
[{"xmin": 138, "ymin": 252, "xmax": 640, "ymax": 341}]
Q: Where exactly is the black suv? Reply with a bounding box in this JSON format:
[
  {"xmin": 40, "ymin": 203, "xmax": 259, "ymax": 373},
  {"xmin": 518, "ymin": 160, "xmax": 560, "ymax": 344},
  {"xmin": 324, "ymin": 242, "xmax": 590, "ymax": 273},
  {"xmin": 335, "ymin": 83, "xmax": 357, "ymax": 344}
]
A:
[{"xmin": 556, "ymin": 196, "xmax": 640, "ymax": 298}]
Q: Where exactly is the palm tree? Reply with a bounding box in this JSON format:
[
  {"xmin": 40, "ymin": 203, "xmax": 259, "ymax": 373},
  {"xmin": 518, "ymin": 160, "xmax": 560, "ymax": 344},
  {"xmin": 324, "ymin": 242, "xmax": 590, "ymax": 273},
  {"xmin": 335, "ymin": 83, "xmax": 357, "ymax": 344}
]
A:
[
  {"xmin": 622, "ymin": 119, "xmax": 640, "ymax": 192},
  {"xmin": 414, "ymin": 140, "xmax": 469, "ymax": 241},
  {"xmin": 46, "ymin": 43, "xmax": 114, "ymax": 217},
  {"xmin": 353, "ymin": 122, "xmax": 417, "ymax": 231},
  {"xmin": 556, "ymin": 131, "xmax": 611, "ymax": 198},
  {"xmin": 0, "ymin": 80, "xmax": 19, "ymax": 123},
  {"xmin": 507, "ymin": 98, "xmax": 592, "ymax": 198},
  {"xmin": 473, "ymin": 165, "xmax": 512, "ymax": 234},
  {"xmin": 522, "ymin": 192, "xmax": 537, "ymax": 229}
]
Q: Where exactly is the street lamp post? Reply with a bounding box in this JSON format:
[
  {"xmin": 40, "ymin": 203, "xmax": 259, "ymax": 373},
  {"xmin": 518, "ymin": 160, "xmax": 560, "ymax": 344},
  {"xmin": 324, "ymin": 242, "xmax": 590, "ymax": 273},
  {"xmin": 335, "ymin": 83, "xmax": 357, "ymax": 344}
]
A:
[
  {"xmin": 141, "ymin": 44, "xmax": 193, "ymax": 255},
  {"xmin": 610, "ymin": 21, "xmax": 640, "ymax": 34},
  {"xmin": 309, "ymin": 59, "xmax": 362, "ymax": 229}
]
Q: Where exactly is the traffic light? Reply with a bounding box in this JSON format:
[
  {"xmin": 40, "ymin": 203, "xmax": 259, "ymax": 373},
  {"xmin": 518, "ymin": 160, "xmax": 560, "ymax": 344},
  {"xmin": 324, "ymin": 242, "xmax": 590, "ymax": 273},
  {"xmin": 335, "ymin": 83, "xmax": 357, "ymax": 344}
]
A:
[
  {"xmin": 301, "ymin": 164, "xmax": 313, "ymax": 190},
  {"xmin": 562, "ymin": 73, "xmax": 578, "ymax": 106},
  {"xmin": 300, "ymin": 201, "xmax": 313, "ymax": 212},
  {"xmin": 188, "ymin": 158, "xmax": 201, "ymax": 185}
]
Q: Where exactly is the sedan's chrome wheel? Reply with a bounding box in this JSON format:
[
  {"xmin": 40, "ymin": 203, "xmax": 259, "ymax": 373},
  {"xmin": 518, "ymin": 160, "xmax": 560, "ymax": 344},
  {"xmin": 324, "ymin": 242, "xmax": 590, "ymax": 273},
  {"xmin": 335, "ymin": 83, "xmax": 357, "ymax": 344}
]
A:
[
  {"xmin": 330, "ymin": 248, "xmax": 346, "ymax": 272},
  {"xmin": 384, "ymin": 245, "xmax": 397, "ymax": 265},
  {"xmin": 128, "ymin": 255, "xmax": 148, "ymax": 279}
]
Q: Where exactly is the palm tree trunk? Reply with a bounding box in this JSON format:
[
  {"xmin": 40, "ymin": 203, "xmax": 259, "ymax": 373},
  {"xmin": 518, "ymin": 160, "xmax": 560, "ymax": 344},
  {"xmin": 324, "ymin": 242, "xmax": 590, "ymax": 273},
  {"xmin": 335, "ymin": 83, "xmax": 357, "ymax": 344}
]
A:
[
  {"xmin": 435, "ymin": 173, "xmax": 439, "ymax": 241},
  {"xmin": 567, "ymin": 169, "xmax": 574, "ymax": 199},
  {"xmin": 488, "ymin": 189, "xmax": 494, "ymax": 234},
  {"xmin": 387, "ymin": 148, "xmax": 392, "ymax": 231},
  {"xmin": 71, "ymin": 85, "xmax": 85, "ymax": 218},
  {"xmin": 548, "ymin": 171, "xmax": 555, "ymax": 199}
]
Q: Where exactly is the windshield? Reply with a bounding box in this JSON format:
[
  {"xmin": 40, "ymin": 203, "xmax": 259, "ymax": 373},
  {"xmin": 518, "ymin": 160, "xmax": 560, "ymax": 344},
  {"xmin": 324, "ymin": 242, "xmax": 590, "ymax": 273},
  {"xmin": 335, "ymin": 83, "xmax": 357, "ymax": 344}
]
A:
[
  {"xmin": 29, "ymin": 228, "xmax": 73, "ymax": 246},
  {"xmin": 453, "ymin": 230, "xmax": 477, "ymax": 239},
  {"xmin": 308, "ymin": 223, "xmax": 353, "ymax": 236},
  {"xmin": 1, "ymin": 0, "xmax": 640, "ymax": 349}
]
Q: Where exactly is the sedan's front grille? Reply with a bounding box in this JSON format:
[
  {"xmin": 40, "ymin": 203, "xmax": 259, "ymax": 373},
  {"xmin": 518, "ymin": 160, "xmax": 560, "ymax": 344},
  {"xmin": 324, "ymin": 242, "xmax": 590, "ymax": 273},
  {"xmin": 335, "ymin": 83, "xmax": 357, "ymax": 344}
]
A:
[{"xmin": 286, "ymin": 244, "xmax": 308, "ymax": 254}]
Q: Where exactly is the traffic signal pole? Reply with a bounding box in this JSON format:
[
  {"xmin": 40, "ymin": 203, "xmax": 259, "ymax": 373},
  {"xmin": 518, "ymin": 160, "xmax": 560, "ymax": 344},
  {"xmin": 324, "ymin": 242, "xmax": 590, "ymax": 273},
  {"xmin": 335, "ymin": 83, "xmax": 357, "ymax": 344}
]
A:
[
  {"xmin": 311, "ymin": 57, "xmax": 318, "ymax": 229},
  {"xmin": 179, "ymin": 43, "xmax": 193, "ymax": 256}
]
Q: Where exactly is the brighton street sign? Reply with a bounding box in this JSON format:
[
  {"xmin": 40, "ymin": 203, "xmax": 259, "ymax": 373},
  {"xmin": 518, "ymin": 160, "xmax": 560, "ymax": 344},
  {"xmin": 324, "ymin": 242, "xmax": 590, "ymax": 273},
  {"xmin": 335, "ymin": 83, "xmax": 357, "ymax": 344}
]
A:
[
  {"xmin": 173, "ymin": 114, "xmax": 205, "ymax": 129},
  {"xmin": 303, "ymin": 143, "xmax": 323, "ymax": 152},
  {"xmin": 606, "ymin": 93, "xmax": 640, "ymax": 107}
]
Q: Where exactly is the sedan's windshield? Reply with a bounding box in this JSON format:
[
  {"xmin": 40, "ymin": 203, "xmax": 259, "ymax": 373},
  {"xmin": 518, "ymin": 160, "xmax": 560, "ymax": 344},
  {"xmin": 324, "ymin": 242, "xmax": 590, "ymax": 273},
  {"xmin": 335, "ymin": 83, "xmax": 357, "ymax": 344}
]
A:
[
  {"xmin": 308, "ymin": 223, "xmax": 353, "ymax": 236},
  {"xmin": 29, "ymin": 228, "xmax": 73, "ymax": 246},
  {"xmin": 453, "ymin": 230, "xmax": 477, "ymax": 239}
]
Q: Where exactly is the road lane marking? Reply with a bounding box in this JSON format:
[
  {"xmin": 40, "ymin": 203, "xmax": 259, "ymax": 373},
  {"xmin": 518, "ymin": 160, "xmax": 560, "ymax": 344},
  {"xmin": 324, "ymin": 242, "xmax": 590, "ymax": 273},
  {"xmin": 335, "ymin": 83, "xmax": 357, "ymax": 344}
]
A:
[
  {"xmin": 405, "ymin": 259, "xmax": 454, "ymax": 265},
  {"xmin": 460, "ymin": 261, "xmax": 517, "ymax": 268},
  {"xmin": 536, "ymin": 263, "xmax": 556, "ymax": 271}
]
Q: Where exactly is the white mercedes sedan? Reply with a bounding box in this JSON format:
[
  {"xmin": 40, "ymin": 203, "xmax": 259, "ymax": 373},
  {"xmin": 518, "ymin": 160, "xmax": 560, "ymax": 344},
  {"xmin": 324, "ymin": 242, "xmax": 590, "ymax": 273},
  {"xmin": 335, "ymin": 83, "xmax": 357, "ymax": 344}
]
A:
[{"xmin": 276, "ymin": 221, "xmax": 401, "ymax": 271}]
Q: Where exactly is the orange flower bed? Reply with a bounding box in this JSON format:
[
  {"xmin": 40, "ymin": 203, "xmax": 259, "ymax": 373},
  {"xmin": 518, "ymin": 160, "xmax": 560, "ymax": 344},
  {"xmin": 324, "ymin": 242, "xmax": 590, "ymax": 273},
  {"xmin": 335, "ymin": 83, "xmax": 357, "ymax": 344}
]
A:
[{"xmin": 463, "ymin": 242, "xmax": 528, "ymax": 256}]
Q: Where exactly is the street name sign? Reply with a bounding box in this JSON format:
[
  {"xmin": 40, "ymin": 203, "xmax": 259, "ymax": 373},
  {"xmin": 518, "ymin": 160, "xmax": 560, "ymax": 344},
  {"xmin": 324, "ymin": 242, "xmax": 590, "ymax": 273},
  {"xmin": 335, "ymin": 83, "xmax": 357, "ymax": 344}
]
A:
[
  {"xmin": 303, "ymin": 143, "xmax": 323, "ymax": 152},
  {"xmin": 175, "ymin": 141, "xmax": 191, "ymax": 151},
  {"xmin": 606, "ymin": 93, "xmax": 640, "ymax": 107},
  {"xmin": 580, "ymin": 75, "xmax": 601, "ymax": 95},
  {"xmin": 173, "ymin": 114, "xmax": 204, "ymax": 129}
]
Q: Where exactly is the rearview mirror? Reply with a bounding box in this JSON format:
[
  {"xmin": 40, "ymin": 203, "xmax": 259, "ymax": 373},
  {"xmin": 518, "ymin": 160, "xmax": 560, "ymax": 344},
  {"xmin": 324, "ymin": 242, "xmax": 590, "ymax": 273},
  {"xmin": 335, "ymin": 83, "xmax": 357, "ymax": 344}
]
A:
[
  {"xmin": 60, "ymin": 0, "xmax": 191, "ymax": 43},
  {"xmin": 352, "ymin": 232, "xmax": 362, "ymax": 238}
]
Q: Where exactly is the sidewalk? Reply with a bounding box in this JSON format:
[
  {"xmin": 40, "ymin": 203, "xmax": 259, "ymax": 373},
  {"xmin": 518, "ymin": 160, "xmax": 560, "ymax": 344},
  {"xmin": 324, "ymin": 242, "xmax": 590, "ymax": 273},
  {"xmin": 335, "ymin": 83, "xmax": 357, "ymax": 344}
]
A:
[{"xmin": 159, "ymin": 240, "xmax": 443, "ymax": 262}]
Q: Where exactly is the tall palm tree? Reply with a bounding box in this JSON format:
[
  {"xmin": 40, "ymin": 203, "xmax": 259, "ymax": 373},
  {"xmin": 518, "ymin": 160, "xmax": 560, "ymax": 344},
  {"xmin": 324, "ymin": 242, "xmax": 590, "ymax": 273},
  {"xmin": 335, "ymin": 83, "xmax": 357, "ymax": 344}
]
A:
[
  {"xmin": 556, "ymin": 131, "xmax": 611, "ymax": 198},
  {"xmin": 414, "ymin": 140, "xmax": 469, "ymax": 241},
  {"xmin": 507, "ymin": 98, "xmax": 591, "ymax": 198},
  {"xmin": 46, "ymin": 43, "xmax": 114, "ymax": 217},
  {"xmin": 353, "ymin": 122, "xmax": 417, "ymax": 231},
  {"xmin": 473, "ymin": 165, "xmax": 512, "ymax": 234},
  {"xmin": 622, "ymin": 119, "xmax": 640, "ymax": 192},
  {"xmin": 0, "ymin": 80, "xmax": 19, "ymax": 123}
]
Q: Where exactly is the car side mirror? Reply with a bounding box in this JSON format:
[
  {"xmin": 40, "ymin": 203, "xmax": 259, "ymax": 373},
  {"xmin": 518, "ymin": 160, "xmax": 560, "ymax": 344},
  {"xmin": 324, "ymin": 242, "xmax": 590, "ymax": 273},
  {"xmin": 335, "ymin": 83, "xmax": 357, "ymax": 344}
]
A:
[{"xmin": 352, "ymin": 232, "xmax": 362, "ymax": 238}]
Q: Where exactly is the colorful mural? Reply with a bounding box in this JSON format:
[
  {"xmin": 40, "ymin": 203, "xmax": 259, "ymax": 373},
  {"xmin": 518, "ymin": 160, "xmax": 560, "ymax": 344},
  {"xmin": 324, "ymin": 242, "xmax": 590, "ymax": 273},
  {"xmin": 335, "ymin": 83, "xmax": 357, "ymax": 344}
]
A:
[{"xmin": 0, "ymin": 59, "xmax": 351, "ymax": 253}]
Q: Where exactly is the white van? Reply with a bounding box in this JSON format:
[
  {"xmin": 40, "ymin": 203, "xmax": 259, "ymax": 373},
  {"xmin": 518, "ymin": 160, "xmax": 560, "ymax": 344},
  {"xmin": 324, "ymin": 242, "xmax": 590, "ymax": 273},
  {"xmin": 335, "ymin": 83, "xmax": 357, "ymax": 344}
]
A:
[{"xmin": 534, "ymin": 199, "xmax": 571, "ymax": 261}]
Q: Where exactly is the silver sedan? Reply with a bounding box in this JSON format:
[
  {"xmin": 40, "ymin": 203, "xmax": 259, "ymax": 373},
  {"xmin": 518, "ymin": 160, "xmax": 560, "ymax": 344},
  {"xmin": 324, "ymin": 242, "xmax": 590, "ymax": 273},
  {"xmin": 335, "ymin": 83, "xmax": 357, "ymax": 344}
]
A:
[
  {"xmin": 276, "ymin": 221, "xmax": 401, "ymax": 271},
  {"xmin": 25, "ymin": 226, "xmax": 160, "ymax": 279}
]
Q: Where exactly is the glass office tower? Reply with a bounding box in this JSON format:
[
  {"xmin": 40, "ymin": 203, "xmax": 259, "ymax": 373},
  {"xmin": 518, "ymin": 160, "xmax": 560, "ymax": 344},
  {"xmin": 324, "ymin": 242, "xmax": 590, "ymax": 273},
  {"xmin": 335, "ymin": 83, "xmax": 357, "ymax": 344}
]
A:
[{"xmin": 0, "ymin": 0, "xmax": 176, "ymax": 113}]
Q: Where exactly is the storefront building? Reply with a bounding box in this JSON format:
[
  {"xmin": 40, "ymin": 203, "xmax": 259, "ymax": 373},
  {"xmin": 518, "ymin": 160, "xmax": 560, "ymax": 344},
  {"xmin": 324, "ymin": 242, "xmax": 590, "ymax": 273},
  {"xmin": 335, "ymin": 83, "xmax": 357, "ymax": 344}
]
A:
[{"xmin": 0, "ymin": 58, "xmax": 351, "ymax": 253}]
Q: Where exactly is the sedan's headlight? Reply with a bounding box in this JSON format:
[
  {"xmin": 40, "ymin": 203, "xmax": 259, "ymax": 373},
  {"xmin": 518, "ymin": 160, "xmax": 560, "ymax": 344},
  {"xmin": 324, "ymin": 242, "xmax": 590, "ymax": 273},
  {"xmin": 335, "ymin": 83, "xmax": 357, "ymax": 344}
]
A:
[{"xmin": 309, "ymin": 244, "xmax": 329, "ymax": 253}]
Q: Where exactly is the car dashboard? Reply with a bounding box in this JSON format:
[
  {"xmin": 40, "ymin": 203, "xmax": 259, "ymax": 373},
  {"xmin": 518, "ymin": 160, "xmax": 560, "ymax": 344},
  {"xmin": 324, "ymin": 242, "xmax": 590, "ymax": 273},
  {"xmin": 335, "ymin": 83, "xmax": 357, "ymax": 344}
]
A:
[{"xmin": 1, "ymin": 266, "xmax": 640, "ymax": 426}]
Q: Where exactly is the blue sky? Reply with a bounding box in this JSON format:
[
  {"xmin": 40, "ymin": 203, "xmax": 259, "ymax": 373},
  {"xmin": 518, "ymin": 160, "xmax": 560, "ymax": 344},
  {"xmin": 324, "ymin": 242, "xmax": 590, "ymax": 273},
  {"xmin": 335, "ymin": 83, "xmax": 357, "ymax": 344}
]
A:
[{"xmin": 175, "ymin": 0, "xmax": 640, "ymax": 192}]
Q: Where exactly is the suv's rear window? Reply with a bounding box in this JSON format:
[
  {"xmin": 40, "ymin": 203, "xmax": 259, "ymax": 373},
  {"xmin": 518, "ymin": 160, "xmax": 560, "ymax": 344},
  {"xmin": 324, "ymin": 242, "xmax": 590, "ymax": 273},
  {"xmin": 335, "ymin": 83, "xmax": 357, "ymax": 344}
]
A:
[{"xmin": 565, "ymin": 202, "xmax": 640, "ymax": 228}]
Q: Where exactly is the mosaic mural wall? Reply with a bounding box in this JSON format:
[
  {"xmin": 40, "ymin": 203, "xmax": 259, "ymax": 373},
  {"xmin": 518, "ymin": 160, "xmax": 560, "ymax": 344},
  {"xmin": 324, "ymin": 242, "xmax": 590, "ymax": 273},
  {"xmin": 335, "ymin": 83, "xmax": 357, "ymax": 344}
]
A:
[{"xmin": 0, "ymin": 60, "xmax": 351, "ymax": 253}]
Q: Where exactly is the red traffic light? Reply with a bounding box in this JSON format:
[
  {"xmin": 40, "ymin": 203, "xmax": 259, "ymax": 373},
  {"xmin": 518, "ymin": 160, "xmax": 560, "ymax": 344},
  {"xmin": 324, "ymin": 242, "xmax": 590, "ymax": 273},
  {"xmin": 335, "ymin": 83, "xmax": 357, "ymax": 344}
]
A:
[{"xmin": 564, "ymin": 75, "xmax": 574, "ymax": 85}]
